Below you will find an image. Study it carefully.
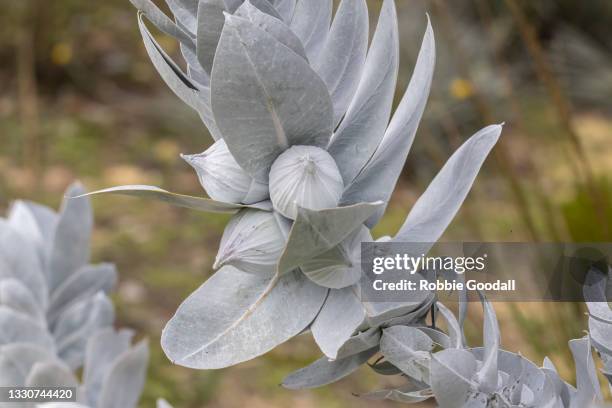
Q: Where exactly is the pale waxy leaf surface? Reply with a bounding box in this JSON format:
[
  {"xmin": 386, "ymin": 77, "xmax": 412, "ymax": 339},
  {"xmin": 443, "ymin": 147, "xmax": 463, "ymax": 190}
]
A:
[
  {"xmin": 589, "ymin": 316, "xmax": 612, "ymax": 355},
  {"xmin": 313, "ymin": 0, "xmax": 368, "ymax": 127},
  {"xmin": 180, "ymin": 41, "xmax": 210, "ymax": 87},
  {"xmin": 0, "ymin": 308, "xmax": 55, "ymax": 351},
  {"xmin": 47, "ymin": 263, "xmax": 117, "ymax": 325},
  {"xmin": 393, "ymin": 124, "xmax": 502, "ymax": 242},
  {"xmin": 290, "ymin": 0, "xmax": 331, "ymax": 61},
  {"xmin": 0, "ymin": 278, "xmax": 45, "ymax": 324},
  {"xmin": 161, "ymin": 265, "xmax": 327, "ymax": 369},
  {"xmin": 277, "ymin": 201, "xmax": 383, "ymax": 274},
  {"xmin": 196, "ymin": 0, "xmax": 226, "ymax": 74},
  {"xmin": 129, "ymin": 0, "xmax": 194, "ymax": 44},
  {"xmin": 211, "ymin": 16, "xmax": 333, "ymax": 181},
  {"xmin": 26, "ymin": 361, "xmax": 79, "ymax": 389},
  {"xmin": 475, "ymin": 292, "xmax": 500, "ymax": 393},
  {"xmin": 311, "ymin": 286, "xmax": 366, "ymax": 359},
  {"xmin": 328, "ymin": 0, "xmax": 399, "ymax": 185},
  {"xmin": 430, "ymin": 348, "xmax": 477, "ymax": 408},
  {"xmin": 214, "ymin": 210, "xmax": 285, "ymax": 274},
  {"xmin": 10, "ymin": 201, "xmax": 58, "ymax": 249},
  {"xmin": 360, "ymin": 386, "xmax": 432, "ymax": 403},
  {"xmin": 98, "ymin": 340, "xmax": 149, "ymax": 408},
  {"xmin": 584, "ymin": 267, "xmax": 612, "ymax": 323},
  {"xmin": 7, "ymin": 200, "xmax": 45, "ymax": 254},
  {"xmin": 138, "ymin": 14, "xmax": 223, "ymax": 140},
  {"xmin": 238, "ymin": 0, "xmax": 283, "ymax": 18},
  {"xmin": 569, "ymin": 336, "xmax": 602, "ymax": 406},
  {"xmin": 74, "ymin": 185, "xmax": 271, "ymax": 213},
  {"xmin": 379, "ymin": 326, "xmax": 434, "ymax": 376},
  {"xmin": 181, "ymin": 138, "xmax": 269, "ymax": 205},
  {"xmin": 53, "ymin": 293, "xmax": 115, "ymax": 370},
  {"xmin": 299, "ymin": 244, "xmax": 353, "ymax": 287},
  {"xmin": 335, "ymin": 326, "xmax": 381, "ymax": 360},
  {"xmin": 0, "ymin": 344, "xmax": 56, "ymax": 386},
  {"xmin": 362, "ymin": 289, "xmax": 433, "ymax": 327},
  {"xmin": 165, "ymin": 0, "xmax": 198, "ymax": 33},
  {"xmin": 339, "ymin": 19, "xmax": 435, "ymax": 226},
  {"xmin": 282, "ymin": 347, "xmax": 377, "ymax": 389},
  {"xmin": 83, "ymin": 328, "xmax": 134, "ymax": 408},
  {"xmin": 49, "ymin": 183, "xmax": 92, "ymax": 294},
  {"xmin": 235, "ymin": 2, "xmax": 306, "ymax": 59},
  {"xmin": 0, "ymin": 220, "xmax": 47, "ymax": 308},
  {"xmin": 272, "ymin": 0, "xmax": 295, "ymax": 22},
  {"xmin": 435, "ymin": 301, "xmax": 464, "ymax": 349}
]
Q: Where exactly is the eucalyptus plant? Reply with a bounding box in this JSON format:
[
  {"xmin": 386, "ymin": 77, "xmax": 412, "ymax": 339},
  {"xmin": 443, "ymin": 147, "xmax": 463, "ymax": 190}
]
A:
[
  {"xmin": 0, "ymin": 184, "xmax": 157, "ymax": 408},
  {"xmin": 82, "ymin": 0, "xmax": 503, "ymax": 371}
]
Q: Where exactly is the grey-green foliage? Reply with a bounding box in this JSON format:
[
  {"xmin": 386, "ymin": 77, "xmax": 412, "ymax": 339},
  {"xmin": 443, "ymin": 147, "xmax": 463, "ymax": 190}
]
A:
[
  {"xmin": 286, "ymin": 286, "xmax": 609, "ymax": 408},
  {"xmin": 0, "ymin": 183, "xmax": 152, "ymax": 408},
  {"xmin": 283, "ymin": 295, "xmax": 603, "ymax": 408},
  {"xmin": 584, "ymin": 268, "xmax": 612, "ymax": 393},
  {"xmin": 85, "ymin": 0, "xmax": 502, "ymax": 370}
]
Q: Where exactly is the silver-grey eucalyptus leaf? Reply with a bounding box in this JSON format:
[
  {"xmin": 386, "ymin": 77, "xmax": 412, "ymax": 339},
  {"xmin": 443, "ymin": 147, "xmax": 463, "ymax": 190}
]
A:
[
  {"xmin": 393, "ymin": 124, "xmax": 502, "ymax": 243},
  {"xmin": 272, "ymin": 0, "xmax": 295, "ymax": 22},
  {"xmin": 379, "ymin": 326, "xmax": 434, "ymax": 377},
  {"xmin": 129, "ymin": 0, "xmax": 194, "ymax": 44},
  {"xmin": 53, "ymin": 293, "xmax": 115, "ymax": 370},
  {"xmin": 311, "ymin": 287, "xmax": 365, "ymax": 359},
  {"xmin": 48, "ymin": 182, "xmax": 92, "ymax": 294},
  {"xmin": 0, "ymin": 308, "xmax": 55, "ymax": 351},
  {"xmin": 26, "ymin": 361, "xmax": 79, "ymax": 389},
  {"xmin": 83, "ymin": 328, "xmax": 134, "ymax": 408},
  {"xmin": 569, "ymin": 336, "xmax": 602, "ymax": 407},
  {"xmin": 312, "ymin": 0, "xmax": 368, "ymax": 127},
  {"xmin": 339, "ymin": 18, "xmax": 435, "ymax": 227},
  {"xmin": 361, "ymin": 384, "xmax": 432, "ymax": 403},
  {"xmin": 475, "ymin": 293, "xmax": 500, "ymax": 394},
  {"xmin": 165, "ymin": 0, "xmax": 198, "ymax": 34},
  {"xmin": 277, "ymin": 201, "xmax": 383, "ymax": 274},
  {"xmin": 211, "ymin": 15, "xmax": 333, "ymax": 181},
  {"xmin": 328, "ymin": 0, "xmax": 399, "ymax": 185},
  {"xmin": 73, "ymin": 185, "xmax": 271, "ymax": 213},
  {"xmin": 0, "ymin": 344, "xmax": 57, "ymax": 386},
  {"xmin": 196, "ymin": 0, "xmax": 227, "ymax": 74},
  {"xmin": 47, "ymin": 264, "xmax": 117, "ymax": 326},
  {"xmin": 289, "ymin": 0, "xmax": 331, "ymax": 61},
  {"xmin": 235, "ymin": 2, "xmax": 306, "ymax": 59},
  {"xmin": 161, "ymin": 265, "xmax": 327, "ymax": 368},
  {"xmin": 430, "ymin": 348, "xmax": 477, "ymax": 408},
  {"xmin": 281, "ymin": 347, "xmax": 377, "ymax": 389},
  {"xmin": 98, "ymin": 340, "xmax": 149, "ymax": 408},
  {"xmin": 0, "ymin": 278, "xmax": 45, "ymax": 324},
  {"xmin": 137, "ymin": 14, "xmax": 222, "ymax": 140},
  {"xmin": 0, "ymin": 220, "xmax": 47, "ymax": 308}
]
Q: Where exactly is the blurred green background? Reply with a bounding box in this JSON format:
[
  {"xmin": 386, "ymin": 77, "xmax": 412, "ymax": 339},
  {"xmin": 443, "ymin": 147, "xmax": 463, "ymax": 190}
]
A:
[{"xmin": 1, "ymin": 0, "xmax": 612, "ymax": 406}]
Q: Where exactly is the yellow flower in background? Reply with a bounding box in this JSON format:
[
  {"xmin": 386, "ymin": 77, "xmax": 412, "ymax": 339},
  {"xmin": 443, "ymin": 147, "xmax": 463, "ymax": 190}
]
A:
[
  {"xmin": 450, "ymin": 77, "xmax": 474, "ymax": 100},
  {"xmin": 153, "ymin": 139, "xmax": 181, "ymax": 164},
  {"xmin": 51, "ymin": 43, "xmax": 73, "ymax": 66}
]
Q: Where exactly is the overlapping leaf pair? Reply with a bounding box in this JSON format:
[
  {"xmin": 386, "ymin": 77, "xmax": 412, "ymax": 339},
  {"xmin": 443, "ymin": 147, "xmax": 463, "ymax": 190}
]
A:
[
  {"xmin": 87, "ymin": 0, "xmax": 502, "ymax": 371},
  {"xmin": 0, "ymin": 184, "xmax": 160, "ymax": 408}
]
